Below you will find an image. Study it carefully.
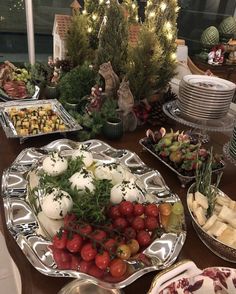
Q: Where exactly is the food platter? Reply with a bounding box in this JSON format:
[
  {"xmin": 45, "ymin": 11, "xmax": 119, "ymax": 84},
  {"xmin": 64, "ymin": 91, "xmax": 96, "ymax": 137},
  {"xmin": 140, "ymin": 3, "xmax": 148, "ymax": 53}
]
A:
[
  {"xmin": 2, "ymin": 139, "xmax": 186, "ymax": 289},
  {"xmin": 0, "ymin": 99, "xmax": 82, "ymax": 142},
  {"xmin": 0, "ymin": 84, "xmax": 40, "ymax": 102}
]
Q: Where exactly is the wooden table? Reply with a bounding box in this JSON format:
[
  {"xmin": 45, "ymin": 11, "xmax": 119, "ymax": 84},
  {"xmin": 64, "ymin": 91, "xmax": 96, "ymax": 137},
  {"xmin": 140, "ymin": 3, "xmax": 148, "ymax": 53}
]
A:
[{"xmin": 0, "ymin": 123, "xmax": 235, "ymax": 294}]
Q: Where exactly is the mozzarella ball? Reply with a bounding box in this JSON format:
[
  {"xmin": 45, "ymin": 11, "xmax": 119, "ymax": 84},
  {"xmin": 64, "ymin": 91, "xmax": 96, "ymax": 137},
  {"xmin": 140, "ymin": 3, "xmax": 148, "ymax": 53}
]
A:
[
  {"xmin": 71, "ymin": 148, "xmax": 93, "ymax": 167},
  {"xmin": 41, "ymin": 188, "xmax": 73, "ymax": 219},
  {"xmin": 110, "ymin": 179, "xmax": 143, "ymax": 204},
  {"xmin": 37, "ymin": 211, "xmax": 64, "ymax": 238},
  {"xmin": 42, "ymin": 152, "xmax": 68, "ymax": 176},
  {"xmin": 69, "ymin": 168, "xmax": 95, "ymax": 192}
]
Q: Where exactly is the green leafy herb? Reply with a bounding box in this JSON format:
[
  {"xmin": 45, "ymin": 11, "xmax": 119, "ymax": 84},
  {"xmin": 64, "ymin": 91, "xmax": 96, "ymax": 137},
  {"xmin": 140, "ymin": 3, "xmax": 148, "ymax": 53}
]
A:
[{"xmin": 72, "ymin": 179, "xmax": 112, "ymax": 224}]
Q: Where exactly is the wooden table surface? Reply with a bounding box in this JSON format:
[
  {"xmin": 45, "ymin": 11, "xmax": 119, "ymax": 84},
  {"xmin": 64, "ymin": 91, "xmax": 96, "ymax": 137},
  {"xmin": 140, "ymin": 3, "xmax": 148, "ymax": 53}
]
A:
[{"xmin": 0, "ymin": 122, "xmax": 235, "ymax": 294}]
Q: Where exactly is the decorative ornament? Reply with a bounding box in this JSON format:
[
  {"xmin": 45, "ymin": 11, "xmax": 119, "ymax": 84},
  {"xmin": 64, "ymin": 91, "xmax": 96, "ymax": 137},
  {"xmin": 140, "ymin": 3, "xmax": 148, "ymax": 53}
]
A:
[
  {"xmin": 200, "ymin": 26, "xmax": 219, "ymax": 48},
  {"xmin": 219, "ymin": 16, "xmax": 236, "ymax": 36},
  {"xmin": 207, "ymin": 45, "xmax": 225, "ymax": 65},
  {"xmin": 98, "ymin": 61, "xmax": 120, "ymax": 98},
  {"xmin": 117, "ymin": 77, "xmax": 134, "ymax": 116}
]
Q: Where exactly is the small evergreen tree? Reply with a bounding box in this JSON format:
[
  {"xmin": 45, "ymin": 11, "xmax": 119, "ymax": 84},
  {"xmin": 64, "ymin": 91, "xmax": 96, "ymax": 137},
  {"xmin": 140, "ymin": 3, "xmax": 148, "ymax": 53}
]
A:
[
  {"xmin": 146, "ymin": 0, "xmax": 179, "ymax": 90},
  {"xmin": 127, "ymin": 24, "xmax": 162, "ymax": 101},
  {"xmin": 65, "ymin": 14, "xmax": 91, "ymax": 67},
  {"xmin": 84, "ymin": 0, "xmax": 107, "ymax": 49},
  {"xmin": 96, "ymin": 0, "xmax": 129, "ymax": 77}
]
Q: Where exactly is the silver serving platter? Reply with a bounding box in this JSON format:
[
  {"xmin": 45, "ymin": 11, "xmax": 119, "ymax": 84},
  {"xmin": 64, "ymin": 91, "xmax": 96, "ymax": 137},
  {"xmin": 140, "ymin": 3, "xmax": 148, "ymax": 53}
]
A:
[
  {"xmin": 139, "ymin": 137, "xmax": 225, "ymax": 188},
  {"xmin": 0, "ymin": 85, "xmax": 40, "ymax": 102},
  {"xmin": 2, "ymin": 139, "xmax": 186, "ymax": 289},
  {"xmin": 0, "ymin": 99, "xmax": 82, "ymax": 142}
]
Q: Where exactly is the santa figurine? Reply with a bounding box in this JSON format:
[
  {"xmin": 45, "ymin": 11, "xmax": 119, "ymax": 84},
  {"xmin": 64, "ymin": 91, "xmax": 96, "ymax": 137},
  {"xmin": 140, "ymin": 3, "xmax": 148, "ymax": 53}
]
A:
[{"xmin": 208, "ymin": 45, "xmax": 225, "ymax": 65}]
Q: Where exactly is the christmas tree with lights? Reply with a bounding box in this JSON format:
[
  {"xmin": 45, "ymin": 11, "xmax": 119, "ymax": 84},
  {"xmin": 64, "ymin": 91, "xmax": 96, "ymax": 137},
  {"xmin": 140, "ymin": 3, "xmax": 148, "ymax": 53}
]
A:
[
  {"xmin": 96, "ymin": 0, "xmax": 129, "ymax": 77},
  {"xmin": 84, "ymin": 0, "xmax": 107, "ymax": 49},
  {"xmin": 146, "ymin": 0, "xmax": 179, "ymax": 90}
]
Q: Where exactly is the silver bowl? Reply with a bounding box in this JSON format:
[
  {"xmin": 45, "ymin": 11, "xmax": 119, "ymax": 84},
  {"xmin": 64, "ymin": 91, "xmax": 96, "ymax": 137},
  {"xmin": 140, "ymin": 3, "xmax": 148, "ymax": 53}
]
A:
[{"xmin": 187, "ymin": 184, "xmax": 236, "ymax": 262}]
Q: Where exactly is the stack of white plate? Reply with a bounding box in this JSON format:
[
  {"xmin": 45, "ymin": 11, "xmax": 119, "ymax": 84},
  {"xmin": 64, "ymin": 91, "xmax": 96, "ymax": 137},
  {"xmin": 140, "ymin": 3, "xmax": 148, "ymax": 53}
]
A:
[
  {"xmin": 229, "ymin": 126, "xmax": 236, "ymax": 159},
  {"xmin": 178, "ymin": 75, "xmax": 236, "ymax": 120}
]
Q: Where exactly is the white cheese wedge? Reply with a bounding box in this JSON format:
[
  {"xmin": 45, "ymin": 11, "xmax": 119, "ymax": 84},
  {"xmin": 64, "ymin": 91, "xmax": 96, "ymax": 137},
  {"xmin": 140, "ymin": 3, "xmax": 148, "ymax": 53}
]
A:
[
  {"xmin": 194, "ymin": 206, "xmax": 207, "ymax": 226},
  {"xmin": 217, "ymin": 226, "xmax": 236, "ymax": 247},
  {"xmin": 218, "ymin": 205, "xmax": 236, "ymax": 224},
  {"xmin": 207, "ymin": 220, "xmax": 227, "ymax": 237},
  {"xmin": 187, "ymin": 193, "xmax": 194, "ymax": 212},
  {"xmin": 195, "ymin": 191, "xmax": 209, "ymax": 210},
  {"xmin": 202, "ymin": 214, "xmax": 218, "ymax": 231}
]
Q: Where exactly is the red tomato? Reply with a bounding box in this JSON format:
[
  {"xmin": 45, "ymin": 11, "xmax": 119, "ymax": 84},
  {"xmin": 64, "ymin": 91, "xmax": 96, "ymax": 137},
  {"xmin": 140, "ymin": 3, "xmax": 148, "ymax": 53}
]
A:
[
  {"xmin": 52, "ymin": 230, "xmax": 68, "ymax": 250},
  {"xmin": 126, "ymin": 215, "xmax": 135, "ymax": 224},
  {"xmin": 144, "ymin": 216, "xmax": 158, "ymax": 231},
  {"xmin": 95, "ymin": 251, "xmax": 111, "ymax": 270},
  {"xmin": 131, "ymin": 216, "xmax": 145, "ymax": 231},
  {"xmin": 133, "ymin": 203, "xmax": 144, "ymax": 216},
  {"xmin": 70, "ymin": 254, "xmax": 81, "ymax": 271},
  {"xmin": 127, "ymin": 239, "xmax": 140, "ymax": 255},
  {"xmin": 109, "ymin": 258, "xmax": 127, "ymax": 278},
  {"xmin": 124, "ymin": 227, "xmax": 136, "ymax": 240},
  {"xmin": 119, "ymin": 201, "xmax": 134, "ymax": 216},
  {"xmin": 137, "ymin": 230, "xmax": 151, "ymax": 247},
  {"xmin": 113, "ymin": 217, "xmax": 128, "ymax": 231},
  {"xmin": 64, "ymin": 213, "xmax": 77, "ymax": 228},
  {"xmin": 144, "ymin": 204, "xmax": 159, "ymax": 217},
  {"xmin": 109, "ymin": 205, "xmax": 121, "ymax": 219},
  {"xmin": 78, "ymin": 223, "xmax": 93, "ymax": 237},
  {"xmin": 104, "ymin": 238, "xmax": 117, "ymax": 254},
  {"xmin": 79, "ymin": 260, "xmax": 93, "ymax": 273},
  {"xmin": 52, "ymin": 248, "xmax": 71, "ymax": 270},
  {"xmin": 88, "ymin": 264, "xmax": 105, "ymax": 279},
  {"xmin": 91, "ymin": 230, "xmax": 107, "ymax": 242},
  {"xmin": 66, "ymin": 233, "xmax": 83, "ymax": 253},
  {"xmin": 81, "ymin": 243, "xmax": 98, "ymax": 261}
]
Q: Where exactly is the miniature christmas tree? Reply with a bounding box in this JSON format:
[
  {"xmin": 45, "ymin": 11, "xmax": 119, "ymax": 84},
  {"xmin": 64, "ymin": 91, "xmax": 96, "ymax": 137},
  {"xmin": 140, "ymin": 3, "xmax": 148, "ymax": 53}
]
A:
[
  {"xmin": 65, "ymin": 14, "xmax": 91, "ymax": 67},
  {"xmin": 127, "ymin": 24, "xmax": 162, "ymax": 101},
  {"xmin": 84, "ymin": 0, "xmax": 107, "ymax": 49},
  {"xmin": 145, "ymin": 0, "xmax": 179, "ymax": 90},
  {"xmin": 96, "ymin": 0, "xmax": 129, "ymax": 77}
]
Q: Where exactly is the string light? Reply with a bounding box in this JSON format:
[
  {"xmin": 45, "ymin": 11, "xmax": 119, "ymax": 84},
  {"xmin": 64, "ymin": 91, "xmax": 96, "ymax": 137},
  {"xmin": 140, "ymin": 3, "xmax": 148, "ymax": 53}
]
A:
[
  {"xmin": 164, "ymin": 21, "xmax": 172, "ymax": 30},
  {"xmin": 167, "ymin": 32, "xmax": 173, "ymax": 40},
  {"xmin": 148, "ymin": 11, "xmax": 155, "ymax": 18},
  {"xmin": 160, "ymin": 2, "xmax": 167, "ymax": 12},
  {"xmin": 92, "ymin": 14, "xmax": 97, "ymax": 20},
  {"xmin": 132, "ymin": 3, "xmax": 136, "ymax": 9},
  {"xmin": 82, "ymin": 10, "xmax": 87, "ymax": 15},
  {"xmin": 171, "ymin": 53, "xmax": 177, "ymax": 60},
  {"xmin": 88, "ymin": 27, "xmax": 92, "ymax": 33},
  {"xmin": 99, "ymin": 0, "xmax": 104, "ymax": 3}
]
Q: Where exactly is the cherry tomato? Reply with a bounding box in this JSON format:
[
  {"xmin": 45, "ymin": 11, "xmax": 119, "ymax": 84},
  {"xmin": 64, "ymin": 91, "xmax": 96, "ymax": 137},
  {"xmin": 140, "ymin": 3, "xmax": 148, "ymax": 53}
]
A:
[
  {"xmin": 64, "ymin": 213, "xmax": 77, "ymax": 228},
  {"xmin": 116, "ymin": 244, "xmax": 131, "ymax": 260},
  {"xmin": 131, "ymin": 216, "xmax": 145, "ymax": 231},
  {"xmin": 144, "ymin": 204, "xmax": 159, "ymax": 217},
  {"xmin": 79, "ymin": 260, "xmax": 93, "ymax": 273},
  {"xmin": 126, "ymin": 215, "xmax": 135, "ymax": 224},
  {"xmin": 78, "ymin": 223, "xmax": 93, "ymax": 237},
  {"xmin": 52, "ymin": 248, "xmax": 71, "ymax": 270},
  {"xmin": 127, "ymin": 239, "xmax": 140, "ymax": 255},
  {"xmin": 113, "ymin": 217, "xmax": 128, "ymax": 231},
  {"xmin": 88, "ymin": 264, "xmax": 105, "ymax": 279},
  {"xmin": 95, "ymin": 251, "xmax": 111, "ymax": 270},
  {"xmin": 81, "ymin": 243, "xmax": 97, "ymax": 261},
  {"xmin": 109, "ymin": 258, "xmax": 127, "ymax": 278},
  {"xmin": 91, "ymin": 230, "xmax": 107, "ymax": 242},
  {"xmin": 52, "ymin": 230, "xmax": 68, "ymax": 250},
  {"xmin": 133, "ymin": 203, "xmax": 144, "ymax": 216},
  {"xmin": 144, "ymin": 216, "xmax": 158, "ymax": 231},
  {"xmin": 109, "ymin": 205, "xmax": 121, "ymax": 219},
  {"xmin": 137, "ymin": 230, "xmax": 151, "ymax": 247},
  {"xmin": 104, "ymin": 238, "xmax": 117, "ymax": 254},
  {"xmin": 124, "ymin": 227, "xmax": 136, "ymax": 240},
  {"xmin": 119, "ymin": 201, "xmax": 134, "ymax": 216},
  {"xmin": 70, "ymin": 254, "xmax": 81, "ymax": 270},
  {"xmin": 66, "ymin": 233, "xmax": 83, "ymax": 253}
]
